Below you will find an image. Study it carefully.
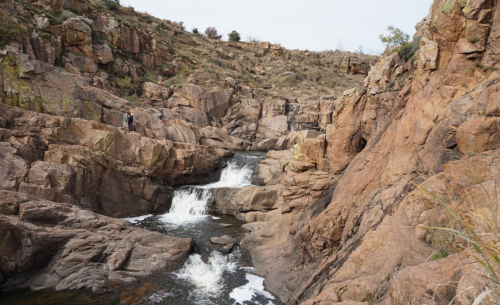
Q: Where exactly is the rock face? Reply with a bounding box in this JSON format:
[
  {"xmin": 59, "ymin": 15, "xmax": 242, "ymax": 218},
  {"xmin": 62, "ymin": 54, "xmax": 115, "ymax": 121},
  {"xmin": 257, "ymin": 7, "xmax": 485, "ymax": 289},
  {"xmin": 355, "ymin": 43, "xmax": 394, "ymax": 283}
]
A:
[
  {"xmin": 0, "ymin": 103, "xmax": 225, "ymax": 217},
  {"xmin": 0, "ymin": 191, "xmax": 194, "ymax": 292},
  {"xmin": 233, "ymin": 1, "xmax": 500, "ymax": 304}
]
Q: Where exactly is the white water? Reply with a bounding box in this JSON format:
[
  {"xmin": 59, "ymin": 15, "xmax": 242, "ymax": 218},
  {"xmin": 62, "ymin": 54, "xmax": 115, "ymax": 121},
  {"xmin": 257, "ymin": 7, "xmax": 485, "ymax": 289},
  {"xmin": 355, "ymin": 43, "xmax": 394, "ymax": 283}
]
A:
[
  {"xmin": 122, "ymin": 214, "xmax": 153, "ymax": 223},
  {"xmin": 159, "ymin": 153, "xmax": 275, "ymax": 304},
  {"xmin": 176, "ymin": 251, "xmax": 239, "ymax": 304},
  {"xmin": 160, "ymin": 158, "xmax": 256, "ymax": 225},
  {"xmin": 202, "ymin": 161, "xmax": 256, "ymax": 189},
  {"xmin": 160, "ymin": 188, "xmax": 212, "ymax": 224},
  {"xmin": 230, "ymin": 273, "xmax": 275, "ymax": 305}
]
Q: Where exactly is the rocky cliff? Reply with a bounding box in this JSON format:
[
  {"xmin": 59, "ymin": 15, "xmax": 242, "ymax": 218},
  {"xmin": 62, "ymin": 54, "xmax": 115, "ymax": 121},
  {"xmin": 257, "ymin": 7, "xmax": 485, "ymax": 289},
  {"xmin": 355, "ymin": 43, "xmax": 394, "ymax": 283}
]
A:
[
  {"xmin": 232, "ymin": 0, "xmax": 500, "ymax": 304},
  {"xmin": 2, "ymin": 0, "xmax": 500, "ymax": 303}
]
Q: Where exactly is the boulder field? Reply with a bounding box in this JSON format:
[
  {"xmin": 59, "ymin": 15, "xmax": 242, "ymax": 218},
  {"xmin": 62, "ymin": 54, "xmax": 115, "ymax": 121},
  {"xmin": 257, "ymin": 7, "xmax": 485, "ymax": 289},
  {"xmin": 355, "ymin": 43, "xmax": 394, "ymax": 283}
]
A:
[{"xmin": 1, "ymin": 0, "xmax": 500, "ymax": 303}]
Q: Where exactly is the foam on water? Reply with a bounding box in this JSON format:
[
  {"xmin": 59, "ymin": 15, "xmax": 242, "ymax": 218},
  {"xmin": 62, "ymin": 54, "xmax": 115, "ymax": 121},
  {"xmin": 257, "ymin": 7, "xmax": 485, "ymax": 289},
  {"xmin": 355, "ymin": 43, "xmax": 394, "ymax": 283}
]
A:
[
  {"xmin": 230, "ymin": 274, "xmax": 275, "ymax": 305},
  {"xmin": 203, "ymin": 160, "xmax": 255, "ymax": 189},
  {"xmin": 176, "ymin": 251, "xmax": 239, "ymax": 304},
  {"xmin": 122, "ymin": 214, "xmax": 153, "ymax": 223}
]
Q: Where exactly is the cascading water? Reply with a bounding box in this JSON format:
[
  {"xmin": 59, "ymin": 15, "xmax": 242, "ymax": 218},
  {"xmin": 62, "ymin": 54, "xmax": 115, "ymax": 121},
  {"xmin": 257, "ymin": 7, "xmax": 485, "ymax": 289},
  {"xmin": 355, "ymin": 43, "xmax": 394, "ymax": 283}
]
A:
[
  {"xmin": 153, "ymin": 152, "xmax": 276, "ymax": 305},
  {"xmin": 160, "ymin": 153, "xmax": 262, "ymax": 226},
  {"xmin": 1, "ymin": 153, "xmax": 275, "ymax": 305}
]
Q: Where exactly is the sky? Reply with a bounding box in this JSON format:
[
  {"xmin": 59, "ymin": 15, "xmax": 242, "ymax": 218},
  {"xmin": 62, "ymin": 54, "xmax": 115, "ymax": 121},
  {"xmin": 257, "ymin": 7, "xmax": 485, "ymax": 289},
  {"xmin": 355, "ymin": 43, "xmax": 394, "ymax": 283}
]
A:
[{"xmin": 122, "ymin": 0, "xmax": 434, "ymax": 54}]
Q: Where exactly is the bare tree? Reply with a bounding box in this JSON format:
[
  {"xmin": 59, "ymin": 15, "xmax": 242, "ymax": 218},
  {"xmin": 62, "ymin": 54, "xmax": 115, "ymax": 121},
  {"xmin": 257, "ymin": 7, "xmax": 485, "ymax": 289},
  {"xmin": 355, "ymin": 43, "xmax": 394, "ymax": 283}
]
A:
[
  {"xmin": 205, "ymin": 27, "xmax": 222, "ymax": 40},
  {"xmin": 356, "ymin": 44, "xmax": 364, "ymax": 54},
  {"xmin": 335, "ymin": 39, "xmax": 344, "ymax": 52},
  {"xmin": 246, "ymin": 36, "xmax": 261, "ymax": 43}
]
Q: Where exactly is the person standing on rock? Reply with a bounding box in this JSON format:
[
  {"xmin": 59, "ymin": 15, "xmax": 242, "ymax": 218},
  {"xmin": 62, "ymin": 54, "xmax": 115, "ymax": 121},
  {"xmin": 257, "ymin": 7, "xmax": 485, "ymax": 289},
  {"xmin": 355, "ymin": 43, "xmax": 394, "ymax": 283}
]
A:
[
  {"xmin": 155, "ymin": 113, "xmax": 164, "ymax": 125},
  {"xmin": 128, "ymin": 113, "xmax": 135, "ymax": 132},
  {"xmin": 123, "ymin": 112, "xmax": 130, "ymax": 131}
]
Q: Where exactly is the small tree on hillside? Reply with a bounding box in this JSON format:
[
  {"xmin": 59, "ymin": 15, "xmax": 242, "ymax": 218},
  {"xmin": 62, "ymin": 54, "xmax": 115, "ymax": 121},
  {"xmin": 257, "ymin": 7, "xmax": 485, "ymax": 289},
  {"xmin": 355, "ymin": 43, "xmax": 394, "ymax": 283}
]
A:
[
  {"xmin": 379, "ymin": 25, "xmax": 410, "ymax": 48},
  {"xmin": 103, "ymin": 0, "xmax": 120, "ymax": 11},
  {"xmin": 205, "ymin": 27, "xmax": 222, "ymax": 40},
  {"xmin": 228, "ymin": 30, "xmax": 241, "ymax": 42},
  {"xmin": 356, "ymin": 44, "xmax": 364, "ymax": 54},
  {"xmin": 192, "ymin": 28, "xmax": 199, "ymax": 34}
]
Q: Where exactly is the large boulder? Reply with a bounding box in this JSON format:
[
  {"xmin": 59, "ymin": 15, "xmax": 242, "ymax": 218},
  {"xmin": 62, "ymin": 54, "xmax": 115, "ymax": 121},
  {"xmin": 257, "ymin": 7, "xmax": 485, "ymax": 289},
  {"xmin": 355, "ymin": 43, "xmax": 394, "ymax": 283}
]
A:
[
  {"xmin": 142, "ymin": 82, "xmax": 172, "ymax": 101},
  {"xmin": 0, "ymin": 194, "xmax": 194, "ymax": 292},
  {"xmin": 0, "ymin": 142, "xmax": 29, "ymax": 192},
  {"xmin": 256, "ymin": 116, "xmax": 288, "ymax": 139},
  {"xmin": 212, "ymin": 185, "xmax": 282, "ymax": 216},
  {"xmin": 62, "ymin": 18, "xmax": 93, "ymax": 57},
  {"xmin": 456, "ymin": 117, "xmax": 500, "ymax": 155}
]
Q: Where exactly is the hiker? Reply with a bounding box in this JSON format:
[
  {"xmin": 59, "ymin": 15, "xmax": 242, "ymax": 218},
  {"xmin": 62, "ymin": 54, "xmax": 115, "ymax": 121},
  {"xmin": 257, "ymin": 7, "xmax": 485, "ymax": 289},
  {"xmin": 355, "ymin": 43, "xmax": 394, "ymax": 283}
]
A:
[
  {"xmin": 155, "ymin": 113, "xmax": 164, "ymax": 125},
  {"xmin": 128, "ymin": 113, "xmax": 135, "ymax": 132},
  {"xmin": 123, "ymin": 112, "xmax": 130, "ymax": 131}
]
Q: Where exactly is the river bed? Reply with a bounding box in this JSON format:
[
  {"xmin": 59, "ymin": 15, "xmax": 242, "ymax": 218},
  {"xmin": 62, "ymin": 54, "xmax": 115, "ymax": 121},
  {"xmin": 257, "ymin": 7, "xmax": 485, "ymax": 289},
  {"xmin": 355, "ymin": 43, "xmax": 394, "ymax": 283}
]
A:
[{"xmin": 1, "ymin": 152, "xmax": 278, "ymax": 305}]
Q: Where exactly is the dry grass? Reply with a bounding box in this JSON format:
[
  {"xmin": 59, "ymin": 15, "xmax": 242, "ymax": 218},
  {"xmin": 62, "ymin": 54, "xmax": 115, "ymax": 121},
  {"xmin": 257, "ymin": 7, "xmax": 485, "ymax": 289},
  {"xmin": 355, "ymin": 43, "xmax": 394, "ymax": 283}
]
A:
[{"xmin": 415, "ymin": 180, "xmax": 500, "ymax": 304}]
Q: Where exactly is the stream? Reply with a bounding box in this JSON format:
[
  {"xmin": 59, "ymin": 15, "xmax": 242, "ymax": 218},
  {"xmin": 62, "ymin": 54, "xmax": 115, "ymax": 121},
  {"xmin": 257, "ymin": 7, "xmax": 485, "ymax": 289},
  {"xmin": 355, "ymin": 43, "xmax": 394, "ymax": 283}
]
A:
[{"xmin": 1, "ymin": 152, "xmax": 278, "ymax": 305}]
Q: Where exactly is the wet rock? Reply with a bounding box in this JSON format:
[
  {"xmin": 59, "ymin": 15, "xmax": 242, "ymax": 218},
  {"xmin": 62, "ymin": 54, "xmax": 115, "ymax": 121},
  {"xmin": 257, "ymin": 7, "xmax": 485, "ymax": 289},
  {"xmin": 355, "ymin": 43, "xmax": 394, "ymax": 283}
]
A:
[{"xmin": 210, "ymin": 235, "xmax": 234, "ymax": 245}]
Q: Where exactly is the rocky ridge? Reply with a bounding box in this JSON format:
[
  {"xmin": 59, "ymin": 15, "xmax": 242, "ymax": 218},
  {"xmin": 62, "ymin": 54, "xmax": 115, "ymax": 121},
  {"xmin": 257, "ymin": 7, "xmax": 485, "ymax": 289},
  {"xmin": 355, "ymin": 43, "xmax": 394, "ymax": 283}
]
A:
[{"xmin": 219, "ymin": 0, "xmax": 500, "ymax": 304}]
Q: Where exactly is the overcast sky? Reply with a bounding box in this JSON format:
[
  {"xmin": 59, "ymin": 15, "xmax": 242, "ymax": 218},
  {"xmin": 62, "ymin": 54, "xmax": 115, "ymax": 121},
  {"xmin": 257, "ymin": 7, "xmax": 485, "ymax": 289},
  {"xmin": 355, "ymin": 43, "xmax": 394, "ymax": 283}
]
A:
[{"xmin": 122, "ymin": 0, "xmax": 434, "ymax": 54}]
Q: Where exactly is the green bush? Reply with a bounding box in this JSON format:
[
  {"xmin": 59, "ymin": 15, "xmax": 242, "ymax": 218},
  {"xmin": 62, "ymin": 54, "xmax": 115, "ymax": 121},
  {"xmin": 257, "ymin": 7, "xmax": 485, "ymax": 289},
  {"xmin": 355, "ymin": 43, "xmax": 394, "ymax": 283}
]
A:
[
  {"xmin": 179, "ymin": 66, "xmax": 190, "ymax": 78},
  {"xmin": 192, "ymin": 28, "xmax": 199, "ymax": 34},
  {"xmin": 0, "ymin": 13, "xmax": 28, "ymax": 48},
  {"xmin": 66, "ymin": 6, "xmax": 80, "ymax": 15},
  {"xmin": 228, "ymin": 30, "xmax": 241, "ymax": 42},
  {"xmin": 104, "ymin": 0, "xmax": 120, "ymax": 12},
  {"xmin": 397, "ymin": 36, "xmax": 422, "ymax": 61},
  {"xmin": 380, "ymin": 25, "xmax": 410, "ymax": 48}
]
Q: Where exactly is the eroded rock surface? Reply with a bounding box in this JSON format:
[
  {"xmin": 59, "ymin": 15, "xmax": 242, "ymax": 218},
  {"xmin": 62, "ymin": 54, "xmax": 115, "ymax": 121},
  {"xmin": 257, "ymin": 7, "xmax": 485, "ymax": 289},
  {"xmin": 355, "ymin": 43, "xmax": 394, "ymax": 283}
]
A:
[{"xmin": 0, "ymin": 191, "xmax": 193, "ymax": 292}]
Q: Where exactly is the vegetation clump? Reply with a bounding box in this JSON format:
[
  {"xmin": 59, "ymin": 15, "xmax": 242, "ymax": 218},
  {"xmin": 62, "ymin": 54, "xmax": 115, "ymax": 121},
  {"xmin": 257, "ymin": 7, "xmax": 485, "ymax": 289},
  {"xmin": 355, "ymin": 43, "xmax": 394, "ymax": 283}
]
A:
[
  {"xmin": 103, "ymin": 0, "xmax": 121, "ymax": 12},
  {"xmin": 0, "ymin": 13, "xmax": 28, "ymax": 48},
  {"xmin": 228, "ymin": 30, "xmax": 241, "ymax": 42},
  {"xmin": 380, "ymin": 25, "xmax": 410, "ymax": 48},
  {"xmin": 397, "ymin": 36, "xmax": 422, "ymax": 61},
  {"xmin": 205, "ymin": 27, "xmax": 222, "ymax": 40},
  {"xmin": 468, "ymin": 36, "xmax": 480, "ymax": 44}
]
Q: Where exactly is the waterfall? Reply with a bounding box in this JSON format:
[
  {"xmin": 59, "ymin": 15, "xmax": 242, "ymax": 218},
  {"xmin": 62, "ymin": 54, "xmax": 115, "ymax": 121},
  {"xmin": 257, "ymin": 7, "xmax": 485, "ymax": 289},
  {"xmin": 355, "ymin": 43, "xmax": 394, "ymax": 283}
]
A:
[{"xmin": 160, "ymin": 155, "xmax": 260, "ymax": 225}]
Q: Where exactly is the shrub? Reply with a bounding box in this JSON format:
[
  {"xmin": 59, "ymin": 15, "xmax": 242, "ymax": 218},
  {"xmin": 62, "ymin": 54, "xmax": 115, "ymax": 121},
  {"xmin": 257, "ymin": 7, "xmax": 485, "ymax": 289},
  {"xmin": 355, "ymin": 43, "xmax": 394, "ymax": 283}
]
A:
[
  {"xmin": 179, "ymin": 66, "xmax": 190, "ymax": 78},
  {"xmin": 0, "ymin": 13, "xmax": 28, "ymax": 48},
  {"xmin": 475, "ymin": 59, "xmax": 484, "ymax": 69},
  {"xmin": 205, "ymin": 27, "xmax": 222, "ymax": 40},
  {"xmin": 104, "ymin": 0, "xmax": 120, "ymax": 12},
  {"xmin": 228, "ymin": 30, "xmax": 241, "ymax": 42},
  {"xmin": 380, "ymin": 25, "xmax": 410, "ymax": 48},
  {"xmin": 397, "ymin": 36, "xmax": 422, "ymax": 61},
  {"xmin": 247, "ymin": 35, "xmax": 261, "ymax": 43},
  {"xmin": 192, "ymin": 27, "xmax": 199, "ymax": 34},
  {"xmin": 468, "ymin": 36, "xmax": 480, "ymax": 44},
  {"xmin": 115, "ymin": 76, "xmax": 136, "ymax": 97},
  {"xmin": 66, "ymin": 6, "xmax": 80, "ymax": 15}
]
